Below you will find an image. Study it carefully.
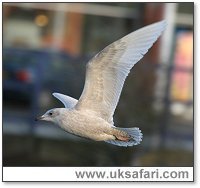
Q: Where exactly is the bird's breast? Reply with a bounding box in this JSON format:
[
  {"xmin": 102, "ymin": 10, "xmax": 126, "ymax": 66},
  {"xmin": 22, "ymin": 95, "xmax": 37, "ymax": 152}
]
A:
[{"xmin": 58, "ymin": 109, "xmax": 112, "ymax": 140}]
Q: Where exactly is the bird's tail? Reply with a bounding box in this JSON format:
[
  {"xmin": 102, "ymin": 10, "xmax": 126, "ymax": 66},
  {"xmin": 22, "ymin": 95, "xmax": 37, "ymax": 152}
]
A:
[{"xmin": 105, "ymin": 127, "xmax": 143, "ymax": 147}]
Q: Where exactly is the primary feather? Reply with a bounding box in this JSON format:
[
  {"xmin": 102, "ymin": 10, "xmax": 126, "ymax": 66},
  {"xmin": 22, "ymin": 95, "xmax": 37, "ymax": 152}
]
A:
[{"xmin": 75, "ymin": 21, "xmax": 166, "ymax": 124}]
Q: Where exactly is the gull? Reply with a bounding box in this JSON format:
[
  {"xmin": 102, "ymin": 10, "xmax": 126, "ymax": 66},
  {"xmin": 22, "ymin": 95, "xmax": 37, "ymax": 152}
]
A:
[{"xmin": 36, "ymin": 20, "xmax": 166, "ymax": 147}]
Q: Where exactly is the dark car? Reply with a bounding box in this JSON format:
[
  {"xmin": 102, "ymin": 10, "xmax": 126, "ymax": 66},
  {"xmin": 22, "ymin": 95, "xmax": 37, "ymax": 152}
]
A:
[{"xmin": 3, "ymin": 48, "xmax": 88, "ymax": 110}]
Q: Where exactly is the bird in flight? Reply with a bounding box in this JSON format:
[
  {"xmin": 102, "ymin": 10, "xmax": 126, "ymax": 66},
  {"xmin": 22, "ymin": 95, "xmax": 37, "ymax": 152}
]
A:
[{"xmin": 36, "ymin": 20, "xmax": 166, "ymax": 147}]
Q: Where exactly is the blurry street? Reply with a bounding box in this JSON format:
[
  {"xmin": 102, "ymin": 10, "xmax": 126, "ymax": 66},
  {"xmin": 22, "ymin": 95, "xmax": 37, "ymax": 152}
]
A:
[{"xmin": 3, "ymin": 104, "xmax": 193, "ymax": 166}]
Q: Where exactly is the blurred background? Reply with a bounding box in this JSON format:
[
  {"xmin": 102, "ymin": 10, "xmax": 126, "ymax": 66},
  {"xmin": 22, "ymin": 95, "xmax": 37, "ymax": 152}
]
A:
[{"xmin": 2, "ymin": 2, "xmax": 193, "ymax": 167}]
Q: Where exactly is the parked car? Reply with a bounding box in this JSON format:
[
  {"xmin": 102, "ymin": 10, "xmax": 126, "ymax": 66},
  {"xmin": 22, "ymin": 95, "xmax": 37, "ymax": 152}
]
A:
[{"xmin": 3, "ymin": 48, "xmax": 88, "ymax": 109}]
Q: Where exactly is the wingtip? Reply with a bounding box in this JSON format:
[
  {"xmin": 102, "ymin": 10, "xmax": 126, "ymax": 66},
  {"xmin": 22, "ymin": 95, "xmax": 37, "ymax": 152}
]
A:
[
  {"xmin": 154, "ymin": 20, "xmax": 167, "ymax": 28},
  {"xmin": 155, "ymin": 19, "xmax": 166, "ymax": 24},
  {"xmin": 52, "ymin": 92, "xmax": 57, "ymax": 97},
  {"xmin": 160, "ymin": 19, "xmax": 167, "ymax": 27},
  {"xmin": 160, "ymin": 19, "xmax": 167, "ymax": 24},
  {"xmin": 152, "ymin": 20, "xmax": 167, "ymax": 33},
  {"xmin": 138, "ymin": 20, "xmax": 167, "ymax": 35}
]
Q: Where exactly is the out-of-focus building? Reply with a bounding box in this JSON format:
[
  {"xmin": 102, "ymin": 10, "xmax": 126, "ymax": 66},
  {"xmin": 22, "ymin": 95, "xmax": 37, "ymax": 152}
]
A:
[
  {"xmin": 3, "ymin": 3, "xmax": 193, "ymax": 167},
  {"xmin": 3, "ymin": 3, "xmax": 166, "ymax": 55}
]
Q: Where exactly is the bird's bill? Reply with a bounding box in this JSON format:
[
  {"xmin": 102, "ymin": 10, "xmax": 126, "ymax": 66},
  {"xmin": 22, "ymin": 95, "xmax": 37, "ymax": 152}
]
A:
[{"xmin": 35, "ymin": 115, "xmax": 45, "ymax": 121}]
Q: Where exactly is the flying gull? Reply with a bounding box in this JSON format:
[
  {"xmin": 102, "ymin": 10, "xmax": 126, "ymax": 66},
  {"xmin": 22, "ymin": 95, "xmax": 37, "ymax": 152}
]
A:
[{"xmin": 36, "ymin": 20, "xmax": 166, "ymax": 147}]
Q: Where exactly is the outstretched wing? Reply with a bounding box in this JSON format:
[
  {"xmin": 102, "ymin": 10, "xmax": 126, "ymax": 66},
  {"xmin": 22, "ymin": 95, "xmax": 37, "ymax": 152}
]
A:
[
  {"xmin": 75, "ymin": 21, "xmax": 166, "ymax": 124},
  {"xmin": 53, "ymin": 93, "xmax": 78, "ymax": 109}
]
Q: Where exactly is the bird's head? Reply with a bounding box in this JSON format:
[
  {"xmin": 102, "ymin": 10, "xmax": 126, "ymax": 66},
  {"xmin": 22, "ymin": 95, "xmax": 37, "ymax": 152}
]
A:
[{"xmin": 35, "ymin": 108, "xmax": 62, "ymax": 124}]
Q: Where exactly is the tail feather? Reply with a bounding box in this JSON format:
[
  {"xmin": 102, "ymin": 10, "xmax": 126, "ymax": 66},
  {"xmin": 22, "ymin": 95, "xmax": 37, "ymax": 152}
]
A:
[{"xmin": 105, "ymin": 127, "xmax": 143, "ymax": 147}]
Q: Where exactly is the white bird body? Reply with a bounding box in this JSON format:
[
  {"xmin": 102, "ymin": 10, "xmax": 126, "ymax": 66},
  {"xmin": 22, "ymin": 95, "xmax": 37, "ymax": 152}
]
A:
[
  {"xmin": 36, "ymin": 20, "xmax": 166, "ymax": 147},
  {"xmin": 55, "ymin": 108, "xmax": 115, "ymax": 141}
]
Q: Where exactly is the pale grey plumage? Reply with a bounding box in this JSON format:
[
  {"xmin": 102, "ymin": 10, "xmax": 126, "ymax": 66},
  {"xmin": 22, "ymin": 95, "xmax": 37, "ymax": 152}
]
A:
[
  {"xmin": 53, "ymin": 92, "xmax": 78, "ymax": 108},
  {"xmin": 75, "ymin": 20, "xmax": 166, "ymax": 124},
  {"xmin": 37, "ymin": 20, "xmax": 166, "ymax": 147}
]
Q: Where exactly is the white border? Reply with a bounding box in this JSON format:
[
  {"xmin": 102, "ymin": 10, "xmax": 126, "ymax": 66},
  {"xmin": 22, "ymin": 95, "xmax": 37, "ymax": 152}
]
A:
[
  {"xmin": 1, "ymin": 0, "xmax": 197, "ymax": 187},
  {"xmin": 3, "ymin": 167, "xmax": 193, "ymax": 182}
]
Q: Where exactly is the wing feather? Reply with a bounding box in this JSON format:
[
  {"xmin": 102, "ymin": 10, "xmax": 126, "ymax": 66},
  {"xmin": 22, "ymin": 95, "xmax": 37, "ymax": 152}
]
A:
[
  {"xmin": 53, "ymin": 93, "xmax": 78, "ymax": 109},
  {"xmin": 75, "ymin": 21, "xmax": 166, "ymax": 124}
]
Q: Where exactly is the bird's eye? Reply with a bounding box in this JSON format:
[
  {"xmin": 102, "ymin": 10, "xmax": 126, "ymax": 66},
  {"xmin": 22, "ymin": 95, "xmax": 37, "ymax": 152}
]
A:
[{"xmin": 49, "ymin": 112, "xmax": 53, "ymax": 116}]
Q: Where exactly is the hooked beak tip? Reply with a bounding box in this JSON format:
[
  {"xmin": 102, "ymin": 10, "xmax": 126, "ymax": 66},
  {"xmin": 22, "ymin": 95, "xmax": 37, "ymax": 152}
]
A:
[{"xmin": 35, "ymin": 116, "xmax": 43, "ymax": 121}]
